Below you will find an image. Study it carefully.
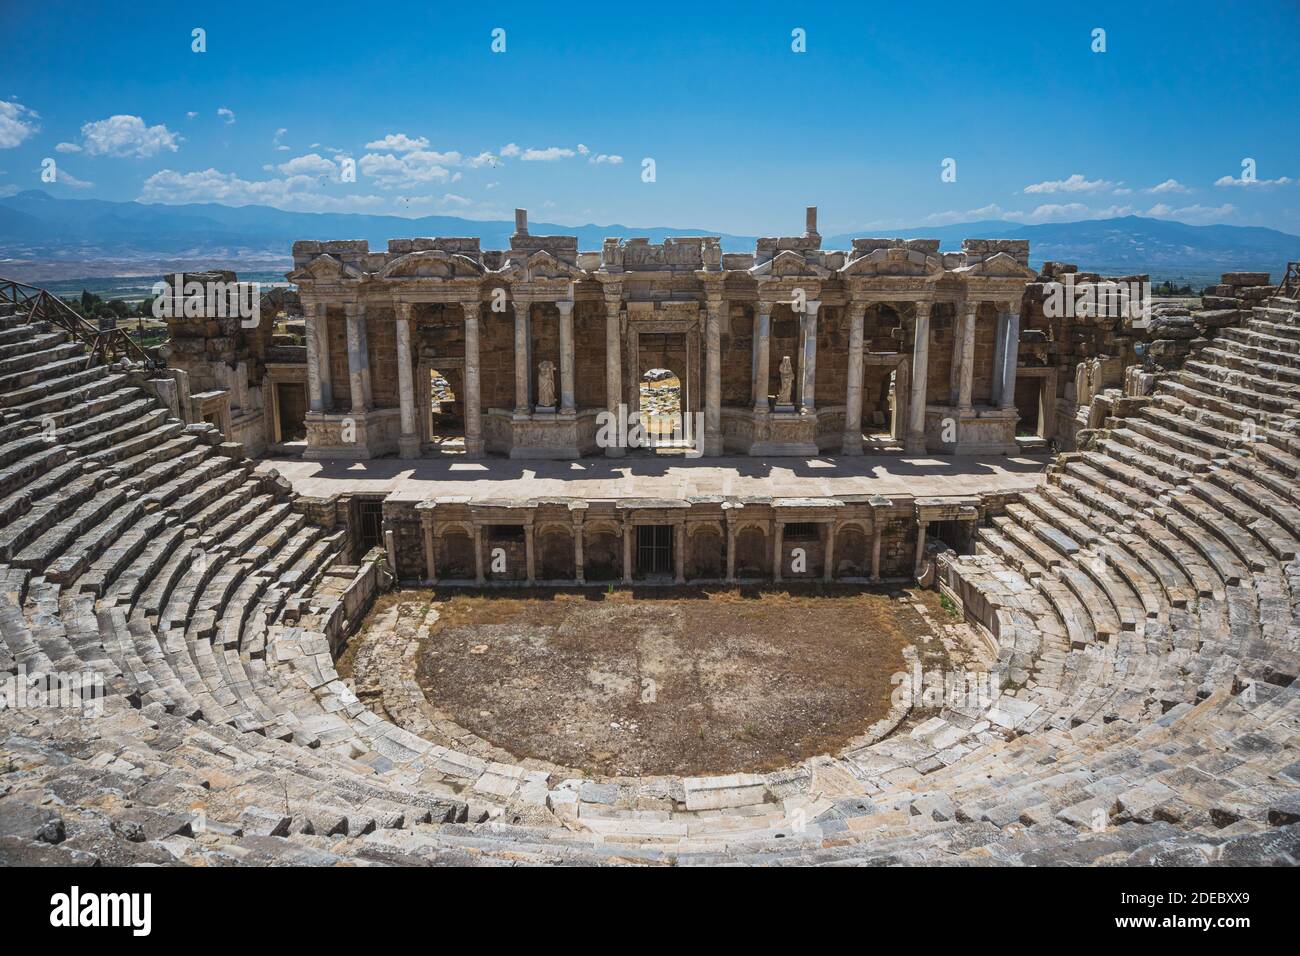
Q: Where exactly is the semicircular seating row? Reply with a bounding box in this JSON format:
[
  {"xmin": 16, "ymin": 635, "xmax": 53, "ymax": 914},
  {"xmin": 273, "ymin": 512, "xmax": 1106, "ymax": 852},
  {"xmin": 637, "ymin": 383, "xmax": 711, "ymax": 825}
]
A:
[{"xmin": 0, "ymin": 291, "xmax": 1297, "ymax": 866}]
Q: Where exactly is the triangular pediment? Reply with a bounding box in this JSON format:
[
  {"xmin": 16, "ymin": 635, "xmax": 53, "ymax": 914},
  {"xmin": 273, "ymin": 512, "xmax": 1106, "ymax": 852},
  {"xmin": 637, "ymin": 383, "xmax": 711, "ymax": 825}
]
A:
[
  {"xmin": 521, "ymin": 249, "xmax": 585, "ymax": 281},
  {"xmin": 840, "ymin": 246, "xmax": 944, "ymax": 279},
  {"xmin": 955, "ymin": 251, "xmax": 1037, "ymax": 280},
  {"xmin": 287, "ymin": 253, "xmax": 364, "ymax": 283},
  {"xmin": 749, "ymin": 249, "xmax": 830, "ymax": 278}
]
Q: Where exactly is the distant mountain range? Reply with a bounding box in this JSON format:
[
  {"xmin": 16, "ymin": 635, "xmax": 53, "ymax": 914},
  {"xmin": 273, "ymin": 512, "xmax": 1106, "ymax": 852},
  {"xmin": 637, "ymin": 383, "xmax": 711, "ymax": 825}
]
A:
[{"xmin": 2, "ymin": 190, "xmax": 1297, "ymax": 281}]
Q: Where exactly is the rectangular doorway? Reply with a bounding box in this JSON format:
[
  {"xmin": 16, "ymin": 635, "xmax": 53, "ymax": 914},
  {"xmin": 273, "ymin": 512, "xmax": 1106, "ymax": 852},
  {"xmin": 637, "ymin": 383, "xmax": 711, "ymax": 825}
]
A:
[{"xmin": 636, "ymin": 525, "xmax": 674, "ymax": 577}]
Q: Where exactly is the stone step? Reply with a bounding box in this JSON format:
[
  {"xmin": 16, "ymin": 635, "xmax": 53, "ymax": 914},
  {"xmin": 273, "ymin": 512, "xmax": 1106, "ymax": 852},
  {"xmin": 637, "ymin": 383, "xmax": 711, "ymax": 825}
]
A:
[{"xmin": 0, "ymin": 337, "xmax": 81, "ymax": 378}]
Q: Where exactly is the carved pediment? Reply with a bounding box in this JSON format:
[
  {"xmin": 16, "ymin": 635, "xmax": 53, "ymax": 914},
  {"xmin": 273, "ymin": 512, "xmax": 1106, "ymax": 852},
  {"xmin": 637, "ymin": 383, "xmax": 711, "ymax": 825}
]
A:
[
  {"xmin": 749, "ymin": 249, "xmax": 831, "ymax": 279},
  {"xmin": 520, "ymin": 249, "xmax": 586, "ymax": 281},
  {"xmin": 381, "ymin": 249, "xmax": 485, "ymax": 280},
  {"xmin": 839, "ymin": 246, "xmax": 945, "ymax": 279},
  {"xmin": 954, "ymin": 251, "xmax": 1037, "ymax": 280},
  {"xmin": 286, "ymin": 253, "xmax": 365, "ymax": 283}
]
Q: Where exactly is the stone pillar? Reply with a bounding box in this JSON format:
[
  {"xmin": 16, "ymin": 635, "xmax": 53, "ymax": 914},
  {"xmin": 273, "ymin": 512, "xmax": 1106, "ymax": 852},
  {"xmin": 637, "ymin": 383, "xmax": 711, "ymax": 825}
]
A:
[
  {"xmin": 462, "ymin": 300, "xmax": 484, "ymax": 457},
  {"xmin": 871, "ymin": 526, "xmax": 883, "ymax": 582},
  {"xmin": 752, "ymin": 301, "xmax": 771, "ymax": 412},
  {"xmin": 605, "ymin": 297, "xmax": 624, "ymax": 457},
  {"xmin": 914, "ymin": 519, "xmax": 928, "ymax": 576},
  {"xmin": 823, "ymin": 523, "xmax": 835, "ymax": 582},
  {"xmin": 990, "ymin": 311, "xmax": 1009, "ymax": 407},
  {"xmin": 524, "ymin": 523, "xmax": 535, "ymax": 585},
  {"xmin": 395, "ymin": 302, "xmax": 419, "ymax": 458},
  {"xmin": 573, "ymin": 516, "xmax": 586, "ymax": 584},
  {"xmin": 773, "ymin": 521, "xmax": 784, "ymax": 582},
  {"xmin": 843, "ymin": 302, "xmax": 867, "ymax": 454},
  {"xmin": 704, "ymin": 297, "xmax": 723, "ymax": 456},
  {"xmin": 906, "ymin": 302, "xmax": 931, "ymax": 454},
  {"xmin": 314, "ymin": 303, "xmax": 333, "ymax": 411},
  {"xmin": 557, "ymin": 299, "xmax": 576, "ymax": 413},
  {"xmin": 800, "ymin": 300, "xmax": 820, "ymax": 412},
  {"xmin": 957, "ymin": 301, "xmax": 978, "ymax": 412},
  {"xmin": 473, "ymin": 525, "xmax": 485, "ymax": 584},
  {"xmin": 422, "ymin": 522, "xmax": 437, "ymax": 585},
  {"xmin": 622, "ymin": 522, "xmax": 634, "ymax": 584},
  {"xmin": 344, "ymin": 302, "xmax": 370, "ymax": 413},
  {"xmin": 513, "ymin": 298, "xmax": 531, "ymax": 414},
  {"xmin": 726, "ymin": 524, "xmax": 737, "ymax": 583},
  {"xmin": 1000, "ymin": 302, "xmax": 1022, "ymax": 411},
  {"xmin": 674, "ymin": 523, "xmax": 686, "ymax": 584},
  {"xmin": 306, "ymin": 303, "xmax": 325, "ymax": 413}
]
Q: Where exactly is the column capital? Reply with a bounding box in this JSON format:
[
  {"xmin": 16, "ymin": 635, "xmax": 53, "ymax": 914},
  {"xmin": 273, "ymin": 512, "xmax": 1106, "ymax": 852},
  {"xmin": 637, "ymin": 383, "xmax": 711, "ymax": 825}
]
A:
[
  {"xmin": 460, "ymin": 297, "xmax": 481, "ymax": 315},
  {"xmin": 394, "ymin": 301, "xmax": 413, "ymax": 322},
  {"xmin": 555, "ymin": 299, "xmax": 574, "ymax": 316},
  {"xmin": 344, "ymin": 300, "xmax": 365, "ymax": 319},
  {"xmin": 962, "ymin": 299, "xmax": 980, "ymax": 318},
  {"xmin": 755, "ymin": 299, "xmax": 773, "ymax": 317},
  {"xmin": 913, "ymin": 300, "xmax": 933, "ymax": 319},
  {"xmin": 802, "ymin": 299, "xmax": 821, "ymax": 316}
]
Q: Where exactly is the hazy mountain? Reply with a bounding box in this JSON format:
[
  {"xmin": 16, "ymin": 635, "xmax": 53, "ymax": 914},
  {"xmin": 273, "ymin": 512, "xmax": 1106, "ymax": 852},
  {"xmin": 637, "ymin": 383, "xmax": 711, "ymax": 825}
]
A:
[{"xmin": 2, "ymin": 191, "xmax": 1297, "ymax": 279}]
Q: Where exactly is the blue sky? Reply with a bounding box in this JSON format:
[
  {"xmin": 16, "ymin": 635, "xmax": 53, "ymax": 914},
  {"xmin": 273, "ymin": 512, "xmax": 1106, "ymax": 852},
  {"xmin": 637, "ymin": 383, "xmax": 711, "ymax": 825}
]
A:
[{"xmin": 2, "ymin": 0, "xmax": 1298, "ymax": 235}]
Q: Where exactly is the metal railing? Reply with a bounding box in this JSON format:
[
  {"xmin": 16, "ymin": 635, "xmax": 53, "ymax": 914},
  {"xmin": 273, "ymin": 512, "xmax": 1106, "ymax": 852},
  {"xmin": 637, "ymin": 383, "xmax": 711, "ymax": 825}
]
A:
[
  {"xmin": 0, "ymin": 277, "xmax": 161, "ymax": 369},
  {"xmin": 1280, "ymin": 261, "xmax": 1300, "ymax": 299}
]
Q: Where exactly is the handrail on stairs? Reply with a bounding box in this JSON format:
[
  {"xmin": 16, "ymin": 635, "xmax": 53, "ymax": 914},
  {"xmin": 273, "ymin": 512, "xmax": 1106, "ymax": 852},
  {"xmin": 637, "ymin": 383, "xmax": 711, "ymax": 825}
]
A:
[{"xmin": 0, "ymin": 277, "xmax": 162, "ymax": 369}]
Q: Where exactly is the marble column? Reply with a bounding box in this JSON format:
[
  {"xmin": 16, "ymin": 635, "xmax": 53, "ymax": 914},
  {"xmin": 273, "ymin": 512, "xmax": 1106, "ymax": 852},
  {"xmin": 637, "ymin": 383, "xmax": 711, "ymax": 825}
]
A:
[
  {"xmin": 462, "ymin": 299, "xmax": 484, "ymax": 457},
  {"xmin": 422, "ymin": 523, "xmax": 437, "ymax": 584},
  {"xmin": 842, "ymin": 302, "xmax": 867, "ymax": 454},
  {"xmin": 870, "ymin": 527, "xmax": 883, "ymax": 582},
  {"xmin": 513, "ymin": 298, "xmax": 531, "ymax": 414},
  {"xmin": 990, "ymin": 311, "xmax": 1009, "ymax": 407},
  {"xmin": 957, "ymin": 301, "xmax": 978, "ymax": 412},
  {"xmin": 312, "ymin": 303, "xmax": 333, "ymax": 411},
  {"xmin": 800, "ymin": 300, "xmax": 820, "ymax": 412},
  {"xmin": 704, "ymin": 297, "xmax": 723, "ymax": 456},
  {"xmin": 726, "ymin": 524, "xmax": 737, "ymax": 583},
  {"xmin": 573, "ymin": 518, "xmax": 586, "ymax": 584},
  {"xmin": 674, "ymin": 523, "xmax": 686, "ymax": 584},
  {"xmin": 773, "ymin": 521, "xmax": 784, "ymax": 582},
  {"xmin": 823, "ymin": 523, "xmax": 835, "ymax": 583},
  {"xmin": 914, "ymin": 520, "xmax": 928, "ymax": 576},
  {"xmin": 344, "ymin": 302, "xmax": 370, "ymax": 413},
  {"xmin": 906, "ymin": 302, "xmax": 931, "ymax": 454},
  {"xmin": 524, "ymin": 524, "xmax": 536, "ymax": 584},
  {"xmin": 622, "ymin": 522, "xmax": 634, "ymax": 584},
  {"xmin": 605, "ymin": 297, "xmax": 624, "ymax": 457},
  {"xmin": 394, "ymin": 302, "xmax": 419, "ymax": 458},
  {"xmin": 752, "ymin": 301, "xmax": 771, "ymax": 412},
  {"xmin": 306, "ymin": 303, "xmax": 325, "ymax": 413},
  {"xmin": 557, "ymin": 299, "xmax": 575, "ymax": 413},
  {"xmin": 473, "ymin": 525, "xmax": 485, "ymax": 584},
  {"xmin": 999, "ymin": 302, "xmax": 1022, "ymax": 411}
]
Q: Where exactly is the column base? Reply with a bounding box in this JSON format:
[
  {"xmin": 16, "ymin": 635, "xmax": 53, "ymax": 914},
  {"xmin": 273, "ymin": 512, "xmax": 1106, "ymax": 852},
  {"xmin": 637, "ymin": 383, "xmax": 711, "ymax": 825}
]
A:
[
  {"xmin": 841, "ymin": 432, "xmax": 864, "ymax": 455},
  {"xmin": 398, "ymin": 433, "xmax": 422, "ymax": 458},
  {"xmin": 463, "ymin": 437, "xmax": 485, "ymax": 459}
]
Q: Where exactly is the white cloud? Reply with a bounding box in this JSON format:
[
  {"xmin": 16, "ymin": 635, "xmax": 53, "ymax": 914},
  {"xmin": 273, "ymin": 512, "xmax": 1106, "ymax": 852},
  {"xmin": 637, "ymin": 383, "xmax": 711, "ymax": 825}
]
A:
[
  {"xmin": 1146, "ymin": 202, "xmax": 1236, "ymax": 223},
  {"xmin": 272, "ymin": 128, "xmax": 289, "ymax": 151},
  {"xmin": 217, "ymin": 107, "xmax": 236, "ymax": 125},
  {"xmin": 590, "ymin": 153, "xmax": 623, "ymax": 165},
  {"xmin": 359, "ymin": 149, "xmax": 460, "ymax": 187},
  {"xmin": 521, "ymin": 146, "xmax": 575, "ymax": 161},
  {"xmin": 500, "ymin": 143, "xmax": 521, "ymax": 158},
  {"xmin": 80, "ymin": 115, "xmax": 181, "ymax": 158},
  {"xmin": 139, "ymin": 166, "xmax": 386, "ymax": 211},
  {"xmin": 186, "ymin": 111, "xmax": 198, "ymax": 120},
  {"xmin": 274, "ymin": 152, "xmax": 340, "ymax": 179},
  {"xmin": 51, "ymin": 167, "xmax": 93, "ymax": 188},
  {"xmin": 1147, "ymin": 178, "xmax": 1190, "ymax": 194},
  {"xmin": 1022, "ymin": 173, "xmax": 1113, "ymax": 194},
  {"xmin": 364, "ymin": 132, "xmax": 430, "ymax": 152},
  {"xmin": 54, "ymin": 142, "xmax": 81, "ymax": 153},
  {"xmin": 466, "ymin": 151, "xmax": 500, "ymax": 168},
  {"xmin": 1214, "ymin": 174, "xmax": 1293, "ymax": 187},
  {"xmin": 1004, "ymin": 202, "xmax": 1092, "ymax": 223},
  {"xmin": 577, "ymin": 143, "xmax": 590, "ymax": 155},
  {"xmin": 0, "ymin": 99, "xmax": 40, "ymax": 149}
]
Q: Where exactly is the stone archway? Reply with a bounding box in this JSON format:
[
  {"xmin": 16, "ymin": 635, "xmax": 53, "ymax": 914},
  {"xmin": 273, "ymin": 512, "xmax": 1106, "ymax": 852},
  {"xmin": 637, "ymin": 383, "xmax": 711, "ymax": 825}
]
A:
[
  {"xmin": 538, "ymin": 527, "xmax": 576, "ymax": 580},
  {"xmin": 583, "ymin": 528, "xmax": 621, "ymax": 581}
]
